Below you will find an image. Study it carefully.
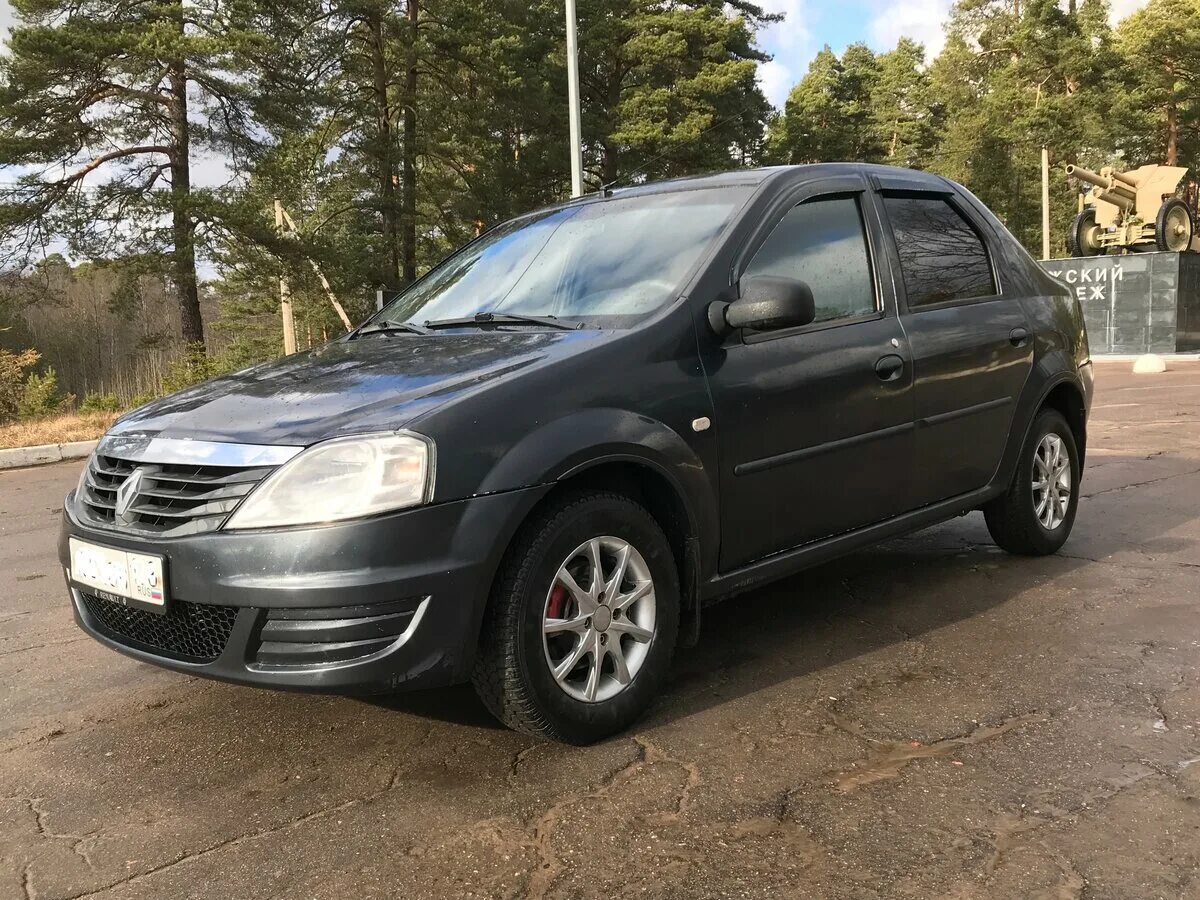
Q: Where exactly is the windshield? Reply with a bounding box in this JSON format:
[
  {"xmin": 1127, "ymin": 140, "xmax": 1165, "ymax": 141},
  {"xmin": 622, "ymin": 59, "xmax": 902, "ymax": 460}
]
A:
[{"xmin": 377, "ymin": 186, "xmax": 751, "ymax": 328}]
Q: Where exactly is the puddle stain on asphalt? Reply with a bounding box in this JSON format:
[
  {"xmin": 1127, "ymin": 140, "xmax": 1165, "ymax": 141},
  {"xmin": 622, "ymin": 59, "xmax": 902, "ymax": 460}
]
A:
[{"xmin": 834, "ymin": 711, "xmax": 1050, "ymax": 792}]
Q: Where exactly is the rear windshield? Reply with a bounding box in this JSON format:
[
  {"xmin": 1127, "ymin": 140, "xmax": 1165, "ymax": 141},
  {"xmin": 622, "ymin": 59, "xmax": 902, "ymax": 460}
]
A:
[{"xmin": 379, "ymin": 186, "xmax": 752, "ymax": 328}]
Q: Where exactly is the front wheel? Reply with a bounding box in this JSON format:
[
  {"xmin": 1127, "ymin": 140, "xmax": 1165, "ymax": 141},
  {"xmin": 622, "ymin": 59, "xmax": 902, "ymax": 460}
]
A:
[
  {"xmin": 983, "ymin": 409, "xmax": 1080, "ymax": 556},
  {"xmin": 472, "ymin": 491, "xmax": 679, "ymax": 743},
  {"xmin": 1068, "ymin": 208, "xmax": 1103, "ymax": 257}
]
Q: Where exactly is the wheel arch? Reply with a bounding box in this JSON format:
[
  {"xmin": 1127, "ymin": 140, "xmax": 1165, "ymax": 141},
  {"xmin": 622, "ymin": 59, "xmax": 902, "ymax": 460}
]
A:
[
  {"xmin": 466, "ymin": 411, "xmax": 717, "ymax": 662},
  {"xmin": 495, "ymin": 457, "xmax": 704, "ymax": 654},
  {"xmin": 1040, "ymin": 380, "xmax": 1088, "ymax": 465},
  {"xmin": 994, "ymin": 366, "xmax": 1088, "ymax": 495}
]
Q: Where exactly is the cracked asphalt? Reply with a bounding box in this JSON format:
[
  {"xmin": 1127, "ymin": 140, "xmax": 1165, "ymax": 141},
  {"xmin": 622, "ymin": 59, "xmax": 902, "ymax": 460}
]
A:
[{"xmin": 3, "ymin": 360, "xmax": 1200, "ymax": 900}]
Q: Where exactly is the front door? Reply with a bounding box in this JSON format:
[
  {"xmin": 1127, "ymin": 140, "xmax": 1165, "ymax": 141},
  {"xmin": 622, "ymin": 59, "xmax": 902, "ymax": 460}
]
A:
[
  {"xmin": 872, "ymin": 190, "xmax": 1034, "ymax": 506},
  {"xmin": 704, "ymin": 179, "xmax": 916, "ymax": 572}
]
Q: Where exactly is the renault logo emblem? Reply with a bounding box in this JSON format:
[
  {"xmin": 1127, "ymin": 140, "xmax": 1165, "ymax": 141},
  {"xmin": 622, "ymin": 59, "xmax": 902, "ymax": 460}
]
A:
[{"xmin": 115, "ymin": 468, "xmax": 146, "ymax": 526}]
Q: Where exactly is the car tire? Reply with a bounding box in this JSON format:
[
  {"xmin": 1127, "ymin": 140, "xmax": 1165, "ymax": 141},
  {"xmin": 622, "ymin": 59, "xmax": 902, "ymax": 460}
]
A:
[
  {"xmin": 984, "ymin": 408, "xmax": 1080, "ymax": 556},
  {"xmin": 471, "ymin": 490, "xmax": 680, "ymax": 743}
]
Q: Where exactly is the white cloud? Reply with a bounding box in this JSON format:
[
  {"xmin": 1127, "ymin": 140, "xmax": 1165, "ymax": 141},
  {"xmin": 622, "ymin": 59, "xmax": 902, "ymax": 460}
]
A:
[
  {"xmin": 757, "ymin": 59, "xmax": 795, "ymax": 108},
  {"xmin": 191, "ymin": 153, "xmax": 232, "ymax": 189},
  {"xmin": 758, "ymin": 0, "xmax": 813, "ymax": 52},
  {"xmin": 867, "ymin": 0, "xmax": 953, "ymax": 58},
  {"xmin": 865, "ymin": 0, "xmax": 1149, "ymax": 59},
  {"xmin": 756, "ymin": 0, "xmax": 815, "ymax": 107},
  {"xmin": 0, "ymin": 1, "xmax": 12, "ymax": 33},
  {"xmin": 1108, "ymin": 0, "xmax": 1149, "ymax": 23}
]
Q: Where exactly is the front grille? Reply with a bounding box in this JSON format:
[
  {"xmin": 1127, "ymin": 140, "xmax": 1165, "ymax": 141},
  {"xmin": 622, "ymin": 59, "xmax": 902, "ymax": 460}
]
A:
[
  {"xmin": 78, "ymin": 454, "xmax": 274, "ymax": 537},
  {"xmin": 80, "ymin": 592, "xmax": 239, "ymax": 663}
]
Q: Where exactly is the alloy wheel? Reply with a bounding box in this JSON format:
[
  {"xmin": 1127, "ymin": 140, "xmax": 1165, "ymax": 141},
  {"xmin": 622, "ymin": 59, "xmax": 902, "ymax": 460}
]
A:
[
  {"xmin": 1032, "ymin": 433, "xmax": 1071, "ymax": 530},
  {"xmin": 541, "ymin": 536, "xmax": 657, "ymax": 703}
]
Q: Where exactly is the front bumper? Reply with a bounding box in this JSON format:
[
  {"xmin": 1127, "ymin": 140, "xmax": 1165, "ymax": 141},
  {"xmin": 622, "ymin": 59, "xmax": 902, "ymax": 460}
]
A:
[{"xmin": 60, "ymin": 485, "xmax": 549, "ymax": 693}]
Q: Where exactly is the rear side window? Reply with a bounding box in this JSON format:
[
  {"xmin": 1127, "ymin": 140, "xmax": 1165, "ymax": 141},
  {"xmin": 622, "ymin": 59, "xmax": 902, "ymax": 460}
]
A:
[
  {"xmin": 742, "ymin": 196, "xmax": 876, "ymax": 324},
  {"xmin": 883, "ymin": 195, "xmax": 996, "ymax": 307}
]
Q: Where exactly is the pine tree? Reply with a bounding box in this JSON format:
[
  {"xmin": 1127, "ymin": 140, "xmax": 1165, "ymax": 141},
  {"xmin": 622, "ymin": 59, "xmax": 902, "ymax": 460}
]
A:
[
  {"xmin": 580, "ymin": 0, "xmax": 773, "ymax": 184},
  {"xmin": 872, "ymin": 39, "xmax": 938, "ymax": 167},
  {"xmin": 0, "ymin": 0, "xmax": 290, "ymax": 350},
  {"xmin": 769, "ymin": 48, "xmax": 853, "ymax": 163},
  {"xmin": 1114, "ymin": 0, "xmax": 1200, "ymax": 168}
]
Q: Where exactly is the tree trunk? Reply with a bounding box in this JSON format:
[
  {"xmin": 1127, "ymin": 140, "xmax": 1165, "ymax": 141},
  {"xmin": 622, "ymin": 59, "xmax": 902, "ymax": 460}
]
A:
[
  {"xmin": 601, "ymin": 140, "xmax": 618, "ymax": 185},
  {"xmin": 401, "ymin": 0, "xmax": 419, "ymax": 284},
  {"xmin": 1166, "ymin": 68, "xmax": 1179, "ymax": 166},
  {"xmin": 168, "ymin": 41, "xmax": 203, "ymax": 349},
  {"xmin": 369, "ymin": 11, "xmax": 402, "ymax": 289}
]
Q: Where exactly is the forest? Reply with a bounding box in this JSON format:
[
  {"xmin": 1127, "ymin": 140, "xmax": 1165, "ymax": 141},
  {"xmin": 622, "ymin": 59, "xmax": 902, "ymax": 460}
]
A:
[{"xmin": 0, "ymin": 0, "xmax": 1197, "ymax": 421}]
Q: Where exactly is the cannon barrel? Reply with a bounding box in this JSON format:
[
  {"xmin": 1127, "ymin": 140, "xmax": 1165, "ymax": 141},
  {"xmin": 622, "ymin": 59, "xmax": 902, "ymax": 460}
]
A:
[
  {"xmin": 1065, "ymin": 164, "xmax": 1108, "ymax": 189},
  {"xmin": 1065, "ymin": 163, "xmax": 1135, "ymax": 196},
  {"xmin": 1111, "ymin": 169, "xmax": 1140, "ymax": 189},
  {"xmin": 1065, "ymin": 164, "xmax": 1136, "ymax": 211}
]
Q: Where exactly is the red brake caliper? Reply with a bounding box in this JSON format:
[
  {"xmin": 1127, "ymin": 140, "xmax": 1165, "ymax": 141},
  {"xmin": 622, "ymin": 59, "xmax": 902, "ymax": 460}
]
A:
[{"xmin": 547, "ymin": 584, "xmax": 569, "ymax": 620}]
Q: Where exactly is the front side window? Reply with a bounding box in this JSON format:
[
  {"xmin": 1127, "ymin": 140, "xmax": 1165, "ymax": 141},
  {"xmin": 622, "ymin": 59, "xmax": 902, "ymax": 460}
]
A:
[
  {"xmin": 379, "ymin": 187, "xmax": 752, "ymax": 328},
  {"xmin": 883, "ymin": 195, "xmax": 996, "ymax": 307},
  {"xmin": 742, "ymin": 196, "xmax": 877, "ymax": 325}
]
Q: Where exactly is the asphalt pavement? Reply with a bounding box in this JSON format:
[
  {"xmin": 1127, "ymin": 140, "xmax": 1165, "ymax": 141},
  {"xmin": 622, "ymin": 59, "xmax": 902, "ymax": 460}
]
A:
[{"xmin": 2, "ymin": 361, "xmax": 1199, "ymax": 899}]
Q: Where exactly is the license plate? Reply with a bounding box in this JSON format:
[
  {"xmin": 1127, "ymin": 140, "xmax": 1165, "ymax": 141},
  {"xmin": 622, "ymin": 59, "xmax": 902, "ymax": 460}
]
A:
[{"xmin": 69, "ymin": 538, "xmax": 168, "ymax": 614}]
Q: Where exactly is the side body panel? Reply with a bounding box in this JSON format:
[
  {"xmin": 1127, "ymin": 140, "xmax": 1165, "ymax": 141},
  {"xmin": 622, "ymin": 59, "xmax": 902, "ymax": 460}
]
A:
[
  {"xmin": 695, "ymin": 173, "xmax": 916, "ymax": 570},
  {"xmin": 701, "ymin": 167, "xmax": 1089, "ymax": 601},
  {"xmin": 865, "ymin": 180, "xmax": 1035, "ymax": 505}
]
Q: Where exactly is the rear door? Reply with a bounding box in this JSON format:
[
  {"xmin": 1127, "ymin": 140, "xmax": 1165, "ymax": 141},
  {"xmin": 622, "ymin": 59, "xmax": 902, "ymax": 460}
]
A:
[
  {"xmin": 705, "ymin": 175, "xmax": 916, "ymax": 571},
  {"xmin": 868, "ymin": 181, "xmax": 1034, "ymax": 506}
]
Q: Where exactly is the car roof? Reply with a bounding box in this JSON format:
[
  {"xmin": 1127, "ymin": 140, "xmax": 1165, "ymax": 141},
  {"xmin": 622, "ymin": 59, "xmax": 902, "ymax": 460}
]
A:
[
  {"xmin": 578, "ymin": 163, "xmax": 952, "ymax": 203},
  {"xmin": 510, "ymin": 164, "xmax": 956, "ymax": 225}
]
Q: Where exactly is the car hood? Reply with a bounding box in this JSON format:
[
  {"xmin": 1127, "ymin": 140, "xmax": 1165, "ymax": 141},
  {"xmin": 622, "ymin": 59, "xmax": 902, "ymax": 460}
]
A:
[{"xmin": 109, "ymin": 330, "xmax": 602, "ymax": 447}]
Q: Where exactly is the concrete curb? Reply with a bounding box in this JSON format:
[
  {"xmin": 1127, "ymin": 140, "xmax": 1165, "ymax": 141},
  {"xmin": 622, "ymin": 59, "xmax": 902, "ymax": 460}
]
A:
[
  {"xmin": 0, "ymin": 440, "xmax": 96, "ymax": 471},
  {"xmin": 1094, "ymin": 354, "xmax": 1200, "ymax": 362}
]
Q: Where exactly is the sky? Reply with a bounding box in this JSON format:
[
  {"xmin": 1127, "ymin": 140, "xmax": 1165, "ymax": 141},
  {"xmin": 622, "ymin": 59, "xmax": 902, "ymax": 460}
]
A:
[
  {"xmin": 0, "ymin": 0, "xmax": 1155, "ymax": 152},
  {"xmin": 755, "ymin": 0, "xmax": 1151, "ymax": 107}
]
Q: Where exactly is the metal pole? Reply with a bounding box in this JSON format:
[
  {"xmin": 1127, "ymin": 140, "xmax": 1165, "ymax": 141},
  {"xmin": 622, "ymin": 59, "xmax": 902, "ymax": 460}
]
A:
[
  {"xmin": 275, "ymin": 199, "xmax": 298, "ymax": 355},
  {"xmin": 564, "ymin": 0, "xmax": 584, "ymax": 198},
  {"xmin": 1041, "ymin": 145, "xmax": 1051, "ymax": 260}
]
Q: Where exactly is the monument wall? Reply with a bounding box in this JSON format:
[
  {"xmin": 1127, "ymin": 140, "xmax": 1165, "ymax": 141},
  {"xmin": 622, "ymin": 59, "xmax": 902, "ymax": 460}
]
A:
[{"xmin": 1039, "ymin": 252, "xmax": 1200, "ymax": 354}]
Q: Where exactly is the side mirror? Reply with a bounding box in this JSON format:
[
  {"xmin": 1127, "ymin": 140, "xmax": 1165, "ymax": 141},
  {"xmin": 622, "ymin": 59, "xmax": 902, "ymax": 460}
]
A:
[{"xmin": 708, "ymin": 276, "xmax": 817, "ymax": 336}]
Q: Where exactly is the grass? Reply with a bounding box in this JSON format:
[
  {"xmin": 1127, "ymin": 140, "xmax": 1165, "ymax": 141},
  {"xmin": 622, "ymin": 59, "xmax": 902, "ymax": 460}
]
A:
[{"xmin": 0, "ymin": 411, "xmax": 120, "ymax": 450}]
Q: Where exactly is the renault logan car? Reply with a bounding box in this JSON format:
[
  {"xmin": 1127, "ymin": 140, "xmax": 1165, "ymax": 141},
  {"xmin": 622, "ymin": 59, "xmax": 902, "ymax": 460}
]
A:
[{"xmin": 61, "ymin": 164, "xmax": 1092, "ymax": 743}]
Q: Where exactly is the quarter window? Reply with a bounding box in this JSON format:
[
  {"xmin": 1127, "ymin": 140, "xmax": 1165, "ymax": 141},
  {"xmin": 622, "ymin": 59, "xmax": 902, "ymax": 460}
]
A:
[
  {"xmin": 883, "ymin": 195, "xmax": 996, "ymax": 306},
  {"xmin": 742, "ymin": 196, "xmax": 877, "ymax": 325}
]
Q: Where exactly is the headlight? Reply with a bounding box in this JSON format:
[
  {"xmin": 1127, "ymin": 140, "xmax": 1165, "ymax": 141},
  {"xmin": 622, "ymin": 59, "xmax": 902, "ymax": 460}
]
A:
[{"xmin": 224, "ymin": 432, "xmax": 434, "ymax": 530}]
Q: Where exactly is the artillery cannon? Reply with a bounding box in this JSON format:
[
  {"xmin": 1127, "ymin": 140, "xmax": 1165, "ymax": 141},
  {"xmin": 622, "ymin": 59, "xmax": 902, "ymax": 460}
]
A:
[{"xmin": 1066, "ymin": 163, "xmax": 1200, "ymax": 256}]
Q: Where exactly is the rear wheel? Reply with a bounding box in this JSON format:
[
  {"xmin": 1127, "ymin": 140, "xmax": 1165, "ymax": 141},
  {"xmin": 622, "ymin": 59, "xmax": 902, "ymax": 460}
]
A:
[
  {"xmin": 1156, "ymin": 198, "xmax": 1194, "ymax": 252},
  {"xmin": 472, "ymin": 491, "xmax": 679, "ymax": 743},
  {"xmin": 983, "ymin": 409, "xmax": 1079, "ymax": 556}
]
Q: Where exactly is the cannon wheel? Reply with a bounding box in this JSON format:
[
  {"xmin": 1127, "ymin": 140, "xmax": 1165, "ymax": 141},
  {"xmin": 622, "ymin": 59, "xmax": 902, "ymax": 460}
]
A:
[
  {"xmin": 1156, "ymin": 198, "xmax": 1194, "ymax": 252},
  {"xmin": 1068, "ymin": 208, "xmax": 1103, "ymax": 257}
]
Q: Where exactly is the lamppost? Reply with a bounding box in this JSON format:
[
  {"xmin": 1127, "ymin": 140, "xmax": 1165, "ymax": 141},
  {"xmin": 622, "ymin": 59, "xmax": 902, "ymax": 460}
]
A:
[{"xmin": 565, "ymin": 0, "xmax": 583, "ymax": 198}]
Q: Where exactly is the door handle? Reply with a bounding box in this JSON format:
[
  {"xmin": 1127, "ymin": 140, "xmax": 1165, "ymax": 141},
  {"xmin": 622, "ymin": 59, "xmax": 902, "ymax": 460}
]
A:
[
  {"xmin": 875, "ymin": 354, "xmax": 905, "ymax": 382},
  {"xmin": 1009, "ymin": 327, "xmax": 1031, "ymax": 347}
]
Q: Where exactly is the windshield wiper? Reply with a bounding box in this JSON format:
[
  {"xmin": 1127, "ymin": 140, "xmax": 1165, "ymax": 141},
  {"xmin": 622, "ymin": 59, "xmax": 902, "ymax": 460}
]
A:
[
  {"xmin": 423, "ymin": 312, "xmax": 583, "ymax": 331},
  {"xmin": 353, "ymin": 320, "xmax": 431, "ymax": 338}
]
